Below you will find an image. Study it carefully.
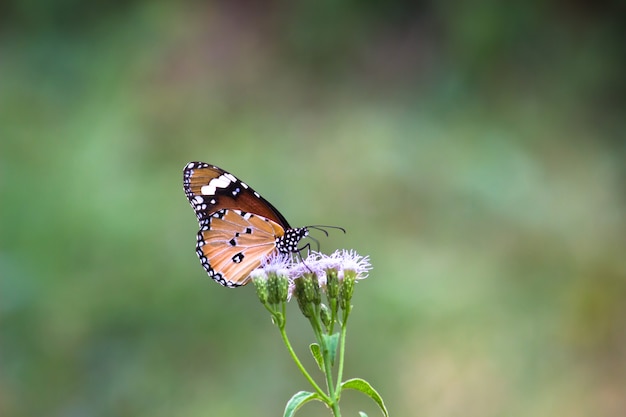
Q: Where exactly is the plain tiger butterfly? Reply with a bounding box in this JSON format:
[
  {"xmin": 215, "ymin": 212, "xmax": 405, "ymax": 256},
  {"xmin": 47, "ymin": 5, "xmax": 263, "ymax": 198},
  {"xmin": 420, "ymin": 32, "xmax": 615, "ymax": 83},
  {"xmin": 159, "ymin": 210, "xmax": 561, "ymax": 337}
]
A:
[{"xmin": 183, "ymin": 162, "xmax": 309, "ymax": 287}]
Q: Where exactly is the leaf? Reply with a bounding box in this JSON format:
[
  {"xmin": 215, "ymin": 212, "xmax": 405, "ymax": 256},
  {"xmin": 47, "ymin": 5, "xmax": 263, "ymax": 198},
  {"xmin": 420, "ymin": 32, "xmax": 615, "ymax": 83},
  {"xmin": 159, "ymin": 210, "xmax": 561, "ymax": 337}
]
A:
[
  {"xmin": 321, "ymin": 333, "xmax": 340, "ymax": 367},
  {"xmin": 358, "ymin": 413, "xmax": 369, "ymax": 417},
  {"xmin": 309, "ymin": 343, "xmax": 324, "ymax": 370},
  {"xmin": 283, "ymin": 391, "xmax": 324, "ymax": 417},
  {"xmin": 341, "ymin": 378, "xmax": 389, "ymax": 417}
]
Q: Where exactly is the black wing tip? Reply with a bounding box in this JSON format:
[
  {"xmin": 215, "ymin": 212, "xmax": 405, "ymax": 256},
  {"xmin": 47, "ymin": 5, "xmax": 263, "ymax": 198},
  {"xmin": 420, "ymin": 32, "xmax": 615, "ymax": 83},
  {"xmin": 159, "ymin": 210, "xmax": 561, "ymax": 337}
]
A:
[{"xmin": 184, "ymin": 161, "xmax": 212, "ymax": 171}]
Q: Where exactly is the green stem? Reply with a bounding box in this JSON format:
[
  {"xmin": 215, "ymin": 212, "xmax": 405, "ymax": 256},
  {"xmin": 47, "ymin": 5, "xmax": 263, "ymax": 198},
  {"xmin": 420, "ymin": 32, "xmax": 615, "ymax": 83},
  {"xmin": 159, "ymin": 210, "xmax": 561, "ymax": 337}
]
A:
[
  {"xmin": 310, "ymin": 307, "xmax": 341, "ymax": 416},
  {"xmin": 329, "ymin": 299, "xmax": 337, "ymax": 334},
  {"xmin": 278, "ymin": 323, "xmax": 330, "ymax": 403},
  {"xmin": 313, "ymin": 312, "xmax": 336, "ymax": 394},
  {"xmin": 334, "ymin": 306, "xmax": 351, "ymax": 399},
  {"xmin": 262, "ymin": 302, "xmax": 274, "ymax": 315}
]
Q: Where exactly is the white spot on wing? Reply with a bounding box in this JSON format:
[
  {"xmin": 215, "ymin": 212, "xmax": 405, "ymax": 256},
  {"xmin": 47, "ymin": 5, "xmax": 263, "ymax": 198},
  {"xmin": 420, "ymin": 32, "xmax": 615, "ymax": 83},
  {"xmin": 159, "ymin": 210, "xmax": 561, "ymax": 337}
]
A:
[{"xmin": 201, "ymin": 174, "xmax": 233, "ymax": 195}]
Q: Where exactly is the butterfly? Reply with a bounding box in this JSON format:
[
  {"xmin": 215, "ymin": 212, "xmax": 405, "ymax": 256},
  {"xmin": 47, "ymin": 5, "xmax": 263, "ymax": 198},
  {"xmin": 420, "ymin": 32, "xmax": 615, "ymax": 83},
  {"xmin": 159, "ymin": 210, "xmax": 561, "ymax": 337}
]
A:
[{"xmin": 183, "ymin": 162, "xmax": 310, "ymax": 287}]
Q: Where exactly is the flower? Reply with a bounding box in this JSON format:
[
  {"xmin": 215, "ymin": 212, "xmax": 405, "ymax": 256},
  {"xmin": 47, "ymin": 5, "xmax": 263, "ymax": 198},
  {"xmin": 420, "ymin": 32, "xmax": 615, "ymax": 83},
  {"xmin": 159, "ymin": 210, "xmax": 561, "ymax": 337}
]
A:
[
  {"xmin": 290, "ymin": 250, "xmax": 371, "ymax": 305},
  {"xmin": 251, "ymin": 250, "xmax": 372, "ymax": 304},
  {"xmin": 259, "ymin": 252, "xmax": 294, "ymax": 276},
  {"xmin": 328, "ymin": 249, "xmax": 372, "ymax": 280},
  {"xmin": 252, "ymin": 253, "xmax": 293, "ymax": 304},
  {"xmin": 287, "ymin": 250, "xmax": 371, "ymax": 280}
]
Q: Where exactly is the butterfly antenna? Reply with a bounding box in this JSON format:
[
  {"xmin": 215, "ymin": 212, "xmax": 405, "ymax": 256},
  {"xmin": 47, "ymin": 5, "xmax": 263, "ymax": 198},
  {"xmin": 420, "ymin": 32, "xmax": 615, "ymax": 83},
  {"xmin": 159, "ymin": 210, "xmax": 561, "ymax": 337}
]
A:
[
  {"xmin": 308, "ymin": 225, "xmax": 347, "ymax": 236},
  {"xmin": 300, "ymin": 224, "xmax": 346, "ymax": 253}
]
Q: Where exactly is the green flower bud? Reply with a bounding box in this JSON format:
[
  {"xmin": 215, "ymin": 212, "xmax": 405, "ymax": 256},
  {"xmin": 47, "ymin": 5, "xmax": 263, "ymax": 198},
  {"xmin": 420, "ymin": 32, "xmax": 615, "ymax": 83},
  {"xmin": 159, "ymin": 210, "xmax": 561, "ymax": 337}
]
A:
[
  {"xmin": 267, "ymin": 271, "xmax": 290, "ymax": 304},
  {"xmin": 326, "ymin": 268, "xmax": 339, "ymax": 300},
  {"xmin": 294, "ymin": 278, "xmax": 315, "ymax": 318},
  {"xmin": 340, "ymin": 271, "xmax": 356, "ymax": 311},
  {"xmin": 267, "ymin": 272, "xmax": 280, "ymax": 305},
  {"xmin": 277, "ymin": 273, "xmax": 290, "ymax": 303},
  {"xmin": 320, "ymin": 303, "xmax": 332, "ymax": 329},
  {"xmin": 309, "ymin": 273, "xmax": 322, "ymax": 305},
  {"xmin": 299, "ymin": 273, "xmax": 315, "ymax": 304},
  {"xmin": 252, "ymin": 273, "xmax": 269, "ymax": 305}
]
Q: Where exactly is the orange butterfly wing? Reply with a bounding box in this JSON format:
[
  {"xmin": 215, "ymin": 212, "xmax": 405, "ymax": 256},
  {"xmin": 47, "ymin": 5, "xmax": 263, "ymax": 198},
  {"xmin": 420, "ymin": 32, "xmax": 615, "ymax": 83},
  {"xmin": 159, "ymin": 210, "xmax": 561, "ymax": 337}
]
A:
[{"xmin": 196, "ymin": 210, "xmax": 285, "ymax": 286}]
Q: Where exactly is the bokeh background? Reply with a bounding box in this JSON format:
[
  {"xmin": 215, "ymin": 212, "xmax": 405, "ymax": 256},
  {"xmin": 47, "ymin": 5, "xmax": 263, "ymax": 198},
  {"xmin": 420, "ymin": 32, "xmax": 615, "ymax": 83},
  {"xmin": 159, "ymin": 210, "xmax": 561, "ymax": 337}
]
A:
[{"xmin": 2, "ymin": 1, "xmax": 625, "ymax": 416}]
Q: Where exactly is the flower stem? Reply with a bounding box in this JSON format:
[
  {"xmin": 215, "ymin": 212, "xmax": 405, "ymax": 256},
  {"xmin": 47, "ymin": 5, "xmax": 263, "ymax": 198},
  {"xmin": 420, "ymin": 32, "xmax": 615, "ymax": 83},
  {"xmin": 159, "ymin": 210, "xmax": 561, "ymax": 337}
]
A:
[
  {"xmin": 329, "ymin": 299, "xmax": 337, "ymax": 334},
  {"xmin": 316, "ymin": 315, "xmax": 336, "ymax": 394},
  {"xmin": 334, "ymin": 306, "xmax": 351, "ymax": 399},
  {"xmin": 310, "ymin": 306, "xmax": 342, "ymax": 416},
  {"xmin": 278, "ymin": 323, "xmax": 330, "ymax": 403}
]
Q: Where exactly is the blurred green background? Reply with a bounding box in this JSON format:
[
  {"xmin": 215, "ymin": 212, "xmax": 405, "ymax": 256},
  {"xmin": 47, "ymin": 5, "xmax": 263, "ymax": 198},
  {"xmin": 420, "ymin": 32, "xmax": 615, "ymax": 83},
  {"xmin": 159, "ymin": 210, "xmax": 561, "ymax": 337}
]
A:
[{"xmin": 2, "ymin": 1, "xmax": 625, "ymax": 416}]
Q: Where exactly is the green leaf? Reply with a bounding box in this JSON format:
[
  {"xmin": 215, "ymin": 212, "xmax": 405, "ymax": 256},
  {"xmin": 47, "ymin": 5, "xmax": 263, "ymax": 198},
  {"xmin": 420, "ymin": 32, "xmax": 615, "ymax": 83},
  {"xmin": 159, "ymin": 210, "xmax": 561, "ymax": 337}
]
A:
[
  {"xmin": 283, "ymin": 391, "xmax": 324, "ymax": 417},
  {"xmin": 359, "ymin": 413, "xmax": 369, "ymax": 417},
  {"xmin": 341, "ymin": 378, "xmax": 389, "ymax": 417},
  {"xmin": 309, "ymin": 343, "xmax": 324, "ymax": 370},
  {"xmin": 321, "ymin": 333, "xmax": 340, "ymax": 366}
]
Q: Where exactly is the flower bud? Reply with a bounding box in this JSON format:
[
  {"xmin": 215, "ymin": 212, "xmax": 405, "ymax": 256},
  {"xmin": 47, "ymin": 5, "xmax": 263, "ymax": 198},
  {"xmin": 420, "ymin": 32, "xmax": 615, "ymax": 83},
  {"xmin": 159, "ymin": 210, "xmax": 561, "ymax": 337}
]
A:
[
  {"xmin": 320, "ymin": 303, "xmax": 332, "ymax": 329},
  {"xmin": 294, "ymin": 277, "xmax": 315, "ymax": 318},
  {"xmin": 297, "ymin": 273, "xmax": 317, "ymax": 305},
  {"xmin": 252, "ymin": 272, "xmax": 269, "ymax": 305},
  {"xmin": 277, "ymin": 273, "xmax": 290, "ymax": 303},
  {"xmin": 339, "ymin": 271, "xmax": 356, "ymax": 311},
  {"xmin": 267, "ymin": 272, "xmax": 280, "ymax": 305},
  {"xmin": 309, "ymin": 273, "xmax": 322, "ymax": 305},
  {"xmin": 326, "ymin": 268, "xmax": 339, "ymax": 300}
]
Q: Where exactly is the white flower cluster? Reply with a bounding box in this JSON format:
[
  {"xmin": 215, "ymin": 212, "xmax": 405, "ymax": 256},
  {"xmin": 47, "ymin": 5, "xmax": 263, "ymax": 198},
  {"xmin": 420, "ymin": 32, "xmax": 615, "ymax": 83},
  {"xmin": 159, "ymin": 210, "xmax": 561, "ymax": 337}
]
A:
[{"xmin": 251, "ymin": 250, "xmax": 371, "ymax": 300}]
